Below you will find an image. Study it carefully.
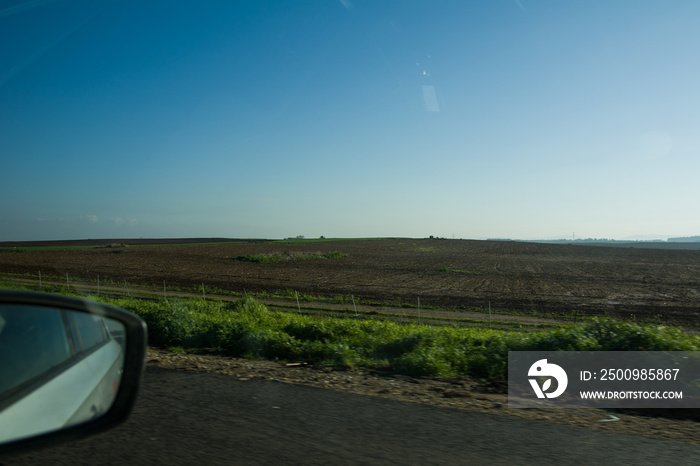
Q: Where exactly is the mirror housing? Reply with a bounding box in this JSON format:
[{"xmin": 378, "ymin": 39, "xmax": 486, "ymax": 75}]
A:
[{"xmin": 0, "ymin": 291, "xmax": 146, "ymax": 456}]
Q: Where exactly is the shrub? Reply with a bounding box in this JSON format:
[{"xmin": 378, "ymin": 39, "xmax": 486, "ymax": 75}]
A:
[
  {"xmin": 578, "ymin": 318, "xmax": 699, "ymax": 351},
  {"xmin": 320, "ymin": 343, "xmax": 361, "ymax": 368},
  {"xmin": 237, "ymin": 329, "xmax": 300, "ymax": 359},
  {"xmin": 393, "ymin": 347, "xmax": 456, "ymax": 377}
]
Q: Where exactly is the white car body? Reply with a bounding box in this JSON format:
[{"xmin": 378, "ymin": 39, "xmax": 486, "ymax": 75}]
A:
[{"xmin": 0, "ymin": 312, "xmax": 125, "ymax": 444}]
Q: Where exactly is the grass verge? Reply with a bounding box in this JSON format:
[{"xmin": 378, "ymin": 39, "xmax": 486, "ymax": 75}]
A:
[
  {"xmin": 83, "ymin": 293, "xmax": 700, "ymax": 379},
  {"xmin": 2, "ymin": 278, "xmax": 697, "ymax": 380}
]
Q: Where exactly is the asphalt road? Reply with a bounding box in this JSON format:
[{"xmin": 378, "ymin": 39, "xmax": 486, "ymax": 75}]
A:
[{"xmin": 5, "ymin": 366, "xmax": 700, "ymax": 465}]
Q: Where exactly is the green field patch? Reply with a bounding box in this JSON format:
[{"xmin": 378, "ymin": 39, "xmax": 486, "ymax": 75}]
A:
[
  {"xmin": 275, "ymin": 237, "xmax": 389, "ymax": 245},
  {"xmin": 436, "ymin": 267, "xmax": 481, "ymax": 275},
  {"xmin": 235, "ymin": 251, "xmax": 348, "ymax": 263},
  {"xmin": 0, "ymin": 245, "xmax": 91, "ymax": 252},
  {"xmin": 94, "ymin": 243, "xmax": 129, "ymax": 249}
]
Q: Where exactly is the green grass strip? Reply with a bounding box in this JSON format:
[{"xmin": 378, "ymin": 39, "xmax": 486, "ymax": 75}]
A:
[
  {"xmin": 92, "ymin": 294, "xmax": 700, "ymax": 380},
  {"xmin": 3, "ymin": 279, "xmax": 697, "ymax": 380}
]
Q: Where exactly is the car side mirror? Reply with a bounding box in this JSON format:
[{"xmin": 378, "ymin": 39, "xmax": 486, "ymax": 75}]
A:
[{"xmin": 0, "ymin": 291, "xmax": 147, "ymax": 456}]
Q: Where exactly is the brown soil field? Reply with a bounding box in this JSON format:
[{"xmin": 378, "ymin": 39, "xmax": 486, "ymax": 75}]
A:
[{"xmin": 1, "ymin": 238, "xmax": 699, "ymax": 328}]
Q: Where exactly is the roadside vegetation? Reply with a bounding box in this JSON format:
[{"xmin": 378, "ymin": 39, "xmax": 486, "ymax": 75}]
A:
[
  {"xmin": 4, "ymin": 276, "xmax": 690, "ymax": 380},
  {"xmin": 2, "ymin": 276, "xmax": 698, "ymax": 380},
  {"xmin": 97, "ymin": 295, "xmax": 699, "ymax": 379}
]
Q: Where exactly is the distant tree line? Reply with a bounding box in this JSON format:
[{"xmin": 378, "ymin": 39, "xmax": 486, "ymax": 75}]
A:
[
  {"xmin": 486, "ymin": 236, "xmax": 700, "ymax": 245},
  {"xmin": 668, "ymin": 236, "xmax": 700, "ymax": 242}
]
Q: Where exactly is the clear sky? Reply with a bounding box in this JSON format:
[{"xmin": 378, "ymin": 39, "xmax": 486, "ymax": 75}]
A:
[{"xmin": 2, "ymin": 0, "xmax": 699, "ymax": 241}]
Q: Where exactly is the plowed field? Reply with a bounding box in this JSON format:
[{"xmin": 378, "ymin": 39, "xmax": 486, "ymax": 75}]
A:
[{"xmin": 1, "ymin": 238, "xmax": 699, "ymax": 327}]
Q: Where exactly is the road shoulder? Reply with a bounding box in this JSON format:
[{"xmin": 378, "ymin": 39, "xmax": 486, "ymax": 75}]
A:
[{"xmin": 146, "ymin": 347, "xmax": 700, "ymax": 446}]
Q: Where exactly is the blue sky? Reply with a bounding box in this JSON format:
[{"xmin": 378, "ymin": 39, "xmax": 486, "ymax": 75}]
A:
[{"xmin": 2, "ymin": 0, "xmax": 699, "ymax": 241}]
